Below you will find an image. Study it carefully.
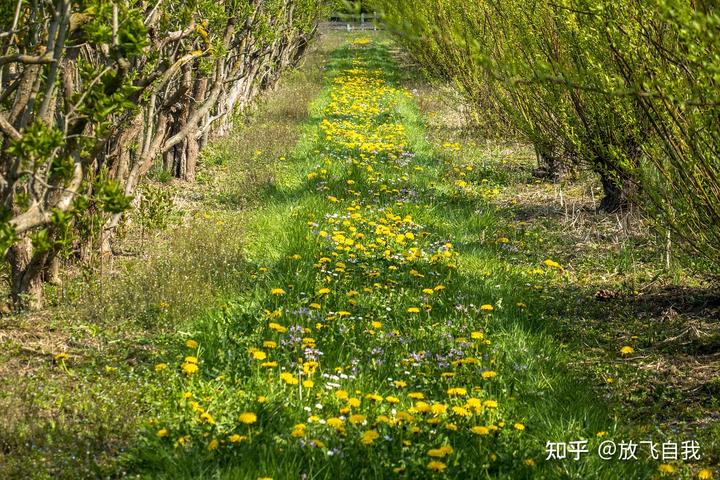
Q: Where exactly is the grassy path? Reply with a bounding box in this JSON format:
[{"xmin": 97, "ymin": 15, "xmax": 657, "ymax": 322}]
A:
[{"xmin": 133, "ymin": 36, "xmax": 657, "ymax": 479}]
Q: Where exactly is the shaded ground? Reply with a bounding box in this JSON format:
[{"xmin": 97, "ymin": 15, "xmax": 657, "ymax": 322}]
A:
[{"xmin": 409, "ymin": 58, "xmax": 720, "ymax": 473}]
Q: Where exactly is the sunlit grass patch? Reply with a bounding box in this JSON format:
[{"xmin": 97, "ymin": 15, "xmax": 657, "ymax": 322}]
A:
[{"xmin": 129, "ymin": 34, "xmax": 661, "ymax": 479}]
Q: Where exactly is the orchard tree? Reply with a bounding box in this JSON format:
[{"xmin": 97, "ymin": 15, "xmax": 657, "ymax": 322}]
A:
[{"xmin": 0, "ymin": 0, "xmax": 327, "ymax": 309}]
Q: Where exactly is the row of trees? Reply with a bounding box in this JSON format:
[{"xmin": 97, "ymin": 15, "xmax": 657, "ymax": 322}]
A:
[
  {"xmin": 0, "ymin": 0, "xmax": 327, "ymax": 309},
  {"xmin": 369, "ymin": 0, "xmax": 720, "ymax": 269}
]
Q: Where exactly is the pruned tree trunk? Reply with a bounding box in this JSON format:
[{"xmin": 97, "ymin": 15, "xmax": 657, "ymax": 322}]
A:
[
  {"xmin": 45, "ymin": 253, "xmax": 62, "ymax": 286},
  {"xmin": 183, "ymin": 76, "xmax": 208, "ymax": 182},
  {"xmin": 598, "ymin": 170, "xmax": 636, "ymax": 213},
  {"xmin": 7, "ymin": 237, "xmax": 46, "ymax": 310}
]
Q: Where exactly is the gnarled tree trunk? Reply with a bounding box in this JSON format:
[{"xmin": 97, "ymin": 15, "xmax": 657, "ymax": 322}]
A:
[
  {"xmin": 6, "ymin": 237, "xmax": 47, "ymax": 310},
  {"xmin": 597, "ymin": 167, "xmax": 637, "ymax": 213}
]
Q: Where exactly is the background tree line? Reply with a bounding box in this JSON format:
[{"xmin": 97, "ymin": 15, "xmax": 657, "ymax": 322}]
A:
[
  {"xmin": 0, "ymin": 0, "xmax": 327, "ymax": 309},
  {"xmin": 368, "ymin": 0, "xmax": 720, "ymax": 272}
]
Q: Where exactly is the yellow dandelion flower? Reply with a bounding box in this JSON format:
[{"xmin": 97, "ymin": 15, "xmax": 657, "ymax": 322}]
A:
[
  {"xmin": 447, "ymin": 387, "xmax": 467, "ymax": 396},
  {"xmin": 229, "ymin": 434, "xmax": 247, "ymax": 443},
  {"xmin": 543, "ymin": 259, "xmax": 563, "ymax": 270},
  {"xmin": 431, "ymin": 403, "xmax": 447, "ymax": 415},
  {"xmin": 427, "ymin": 460, "xmax": 447, "ymax": 472},
  {"xmin": 326, "ymin": 417, "xmax": 344, "ymax": 429},
  {"xmin": 365, "ymin": 393, "xmax": 384, "ymax": 402},
  {"xmin": 361, "ymin": 430, "xmax": 380, "ymax": 445},
  {"xmin": 156, "ymin": 428, "xmax": 168, "ymax": 438},
  {"xmin": 271, "ymin": 288, "xmax": 286, "ymax": 295},
  {"xmin": 482, "ymin": 371, "xmax": 497, "ymax": 379},
  {"xmin": 186, "ymin": 339, "xmax": 199, "ymax": 348},
  {"xmin": 620, "ymin": 345, "xmax": 634, "ymax": 355},
  {"xmin": 280, "ymin": 372, "xmax": 298, "ymax": 385},
  {"xmin": 480, "ymin": 304, "xmax": 494, "ymax": 312},
  {"xmin": 155, "ymin": 363, "xmax": 168, "ymax": 372},
  {"xmin": 397, "ymin": 411, "xmax": 416, "ymax": 423},
  {"xmin": 302, "ymin": 360, "xmax": 319, "ymax": 374},
  {"xmin": 269, "ymin": 322, "xmax": 287, "ymax": 333},
  {"xmin": 239, "ymin": 412, "xmax": 257, "ymax": 424},
  {"xmin": 698, "ymin": 469, "xmax": 714, "ymax": 479},
  {"xmin": 452, "ymin": 406, "xmax": 471, "ymax": 417},
  {"xmin": 181, "ymin": 362, "xmax": 199, "ymax": 375},
  {"xmin": 349, "ymin": 414, "xmax": 366, "ymax": 424},
  {"xmin": 471, "ymin": 426, "xmax": 490, "ymax": 435},
  {"xmin": 428, "ymin": 445, "xmax": 453, "ymax": 457}
]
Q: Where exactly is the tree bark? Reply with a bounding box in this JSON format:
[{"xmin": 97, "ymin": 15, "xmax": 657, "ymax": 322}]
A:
[
  {"xmin": 598, "ymin": 170, "xmax": 636, "ymax": 213},
  {"xmin": 183, "ymin": 76, "xmax": 208, "ymax": 182},
  {"xmin": 7, "ymin": 237, "xmax": 47, "ymax": 310},
  {"xmin": 45, "ymin": 253, "xmax": 62, "ymax": 286}
]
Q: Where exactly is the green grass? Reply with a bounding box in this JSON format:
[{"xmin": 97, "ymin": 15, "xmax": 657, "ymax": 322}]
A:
[
  {"xmin": 0, "ymin": 31, "xmax": 343, "ymax": 480},
  {"xmin": 1, "ymin": 32, "xmax": 716, "ymax": 480},
  {"xmin": 120, "ymin": 37, "xmax": 677, "ymax": 479}
]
